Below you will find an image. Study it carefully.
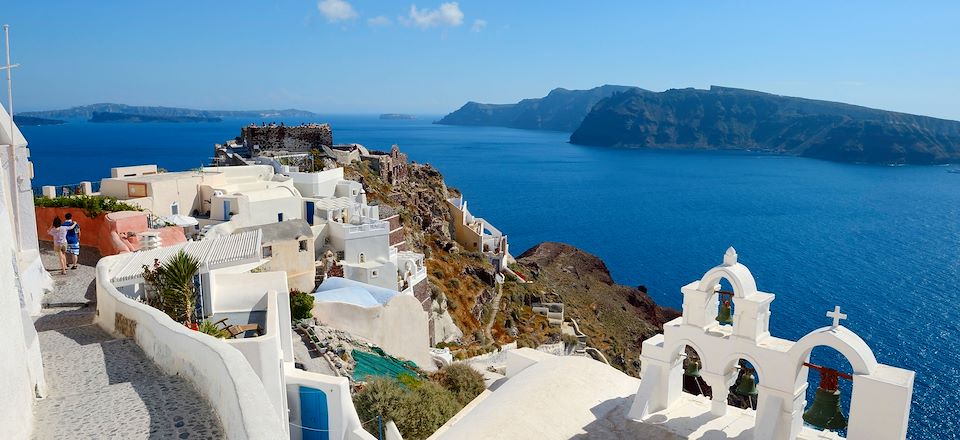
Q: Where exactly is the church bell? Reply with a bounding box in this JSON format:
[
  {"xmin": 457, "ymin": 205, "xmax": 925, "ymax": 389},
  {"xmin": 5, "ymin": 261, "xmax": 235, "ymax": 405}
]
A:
[
  {"xmin": 716, "ymin": 300, "xmax": 733, "ymax": 325},
  {"xmin": 734, "ymin": 368, "xmax": 759, "ymax": 396},
  {"xmin": 683, "ymin": 358, "xmax": 701, "ymax": 378},
  {"xmin": 802, "ymin": 363, "xmax": 850, "ymax": 431}
]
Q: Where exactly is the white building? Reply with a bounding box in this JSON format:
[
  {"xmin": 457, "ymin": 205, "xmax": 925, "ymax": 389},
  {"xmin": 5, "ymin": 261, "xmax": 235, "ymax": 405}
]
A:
[
  {"xmin": 313, "ymin": 277, "xmax": 434, "ymax": 370},
  {"xmin": 0, "ymin": 103, "xmax": 50, "ymax": 439},
  {"xmin": 447, "ymin": 196, "xmax": 512, "ymax": 272}
]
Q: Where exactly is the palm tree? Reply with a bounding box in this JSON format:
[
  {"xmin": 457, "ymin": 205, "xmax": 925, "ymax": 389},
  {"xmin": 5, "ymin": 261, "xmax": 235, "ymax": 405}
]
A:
[{"xmin": 158, "ymin": 250, "xmax": 200, "ymax": 325}]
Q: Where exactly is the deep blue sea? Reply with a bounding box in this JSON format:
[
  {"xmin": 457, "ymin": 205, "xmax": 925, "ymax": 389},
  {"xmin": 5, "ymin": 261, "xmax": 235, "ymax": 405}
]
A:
[{"xmin": 22, "ymin": 116, "xmax": 960, "ymax": 438}]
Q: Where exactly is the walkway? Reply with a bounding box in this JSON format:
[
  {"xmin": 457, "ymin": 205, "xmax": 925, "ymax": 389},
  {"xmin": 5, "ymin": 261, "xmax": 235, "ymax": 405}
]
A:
[{"xmin": 32, "ymin": 247, "xmax": 223, "ymax": 439}]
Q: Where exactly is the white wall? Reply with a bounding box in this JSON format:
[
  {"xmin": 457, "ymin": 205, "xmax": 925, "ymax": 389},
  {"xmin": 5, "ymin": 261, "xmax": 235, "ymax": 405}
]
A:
[
  {"xmin": 95, "ymin": 258, "xmax": 287, "ymax": 439},
  {"xmin": 0, "ymin": 112, "xmax": 46, "ymax": 438},
  {"xmin": 290, "ymin": 167, "xmax": 344, "ymax": 198},
  {"xmin": 313, "ymin": 294, "xmax": 434, "ymax": 371}
]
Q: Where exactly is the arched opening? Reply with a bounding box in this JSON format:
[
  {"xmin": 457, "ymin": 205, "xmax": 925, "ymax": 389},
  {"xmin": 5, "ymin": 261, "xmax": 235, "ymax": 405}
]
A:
[
  {"xmin": 714, "ymin": 278, "xmax": 736, "ymax": 326},
  {"xmin": 681, "ymin": 345, "xmax": 712, "ymax": 398},
  {"xmin": 358, "ymin": 253, "xmax": 365, "ymax": 263},
  {"xmin": 728, "ymin": 358, "xmax": 760, "ymax": 410},
  {"xmin": 800, "ymin": 346, "xmax": 854, "ymax": 436}
]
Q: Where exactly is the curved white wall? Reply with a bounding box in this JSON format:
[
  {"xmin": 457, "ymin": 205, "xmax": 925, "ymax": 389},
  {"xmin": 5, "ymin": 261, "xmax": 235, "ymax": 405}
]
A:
[{"xmin": 95, "ymin": 258, "xmax": 286, "ymax": 439}]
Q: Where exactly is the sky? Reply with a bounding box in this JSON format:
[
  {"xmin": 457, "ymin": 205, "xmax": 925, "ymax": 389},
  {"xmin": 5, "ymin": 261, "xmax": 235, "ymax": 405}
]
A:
[{"xmin": 3, "ymin": 1, "xmax": 959, "ymax": 119}]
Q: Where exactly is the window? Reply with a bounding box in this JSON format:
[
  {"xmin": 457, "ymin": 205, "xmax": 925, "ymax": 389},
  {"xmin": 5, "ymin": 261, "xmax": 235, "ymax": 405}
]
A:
[
  {"xmin": 299, "ymin": 240, "xmax": 308, "ymax": 252},
  {"xmin": 127, "ymin": 182, "xmax": 147, "ymax": 198},
  {"xmin": 371, "ymin": 270, "xmax": 379, "ymax": 278},
  {"xmin": 359, "ymin": 253, "xmax": 365, "ymax": 263},
  {"xmin": 262, "ymin": 246, "xmax": 272, "ymax": 258},
  {"xmin": 170, "ymin": 202, "xmax": 179, "ymax": 215}
]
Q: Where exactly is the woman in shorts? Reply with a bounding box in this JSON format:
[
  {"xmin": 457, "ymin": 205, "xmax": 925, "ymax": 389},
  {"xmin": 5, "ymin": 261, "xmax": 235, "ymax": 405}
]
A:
[{"xmin": 47, "ymin": 217, "xmax": 69, "ymax": 274}]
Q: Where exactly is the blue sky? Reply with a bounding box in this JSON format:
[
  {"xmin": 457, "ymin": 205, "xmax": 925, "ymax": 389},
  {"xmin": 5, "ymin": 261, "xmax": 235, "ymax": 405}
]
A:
[{"xmin": 3, "ymin": 1, "xmax": 959, "ymax": 119}]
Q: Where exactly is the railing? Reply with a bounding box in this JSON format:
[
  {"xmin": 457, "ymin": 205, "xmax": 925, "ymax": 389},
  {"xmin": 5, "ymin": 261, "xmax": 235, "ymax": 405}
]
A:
[
  {"xmin": 32, "ymin": 181, "xmax": 102, "ymax": 197},
  {"xmin": 343, "ymin": 221, "xmax": 389, "ymax": 234}
]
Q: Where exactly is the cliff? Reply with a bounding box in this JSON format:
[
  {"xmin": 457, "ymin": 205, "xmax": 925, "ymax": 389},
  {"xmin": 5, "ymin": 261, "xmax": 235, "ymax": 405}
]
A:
[
  {"xmin": 570, "ymin": 86, "xmax": 960, "ymax": 164},
  {"xmin": 345, "ymin": 153, "xmax": 675, "ymax": 375},
  {"xmin": 514, "ymin": 242, "xmax": 679, "ymax": 375},
  {"xmin": 436, "ymin": 85, "xmax": 637, "ymax": 132},
  {"xmin": 21, "ymin": 103, "xmax": 315, "ymax": 120}
]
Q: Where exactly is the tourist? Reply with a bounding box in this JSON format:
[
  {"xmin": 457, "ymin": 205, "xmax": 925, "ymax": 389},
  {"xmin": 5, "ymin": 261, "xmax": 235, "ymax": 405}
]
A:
[
  {"xmin": 62, "ymin": 213, "xmax": 81, "ymax": 270},
  {"xmin": 46, "ymin": 217, "xmax": 69, "ymax": 274}
]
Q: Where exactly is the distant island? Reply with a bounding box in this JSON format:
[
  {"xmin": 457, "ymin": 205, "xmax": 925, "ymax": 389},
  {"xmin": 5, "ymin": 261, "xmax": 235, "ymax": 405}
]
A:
[
  {"xmin": 89, "ymin": 112, "xmax": 222, "ymax": 123},
  {"xmin": 436, "ymin": 84, "xmax": 634, "ymax": 132},
  {"xmin": 12, "ymin": 115, "xmax": 65, "ymax": 126},
  {"xmin": 380, "ymin": 113, "xmax": 417, "ymax": 120},
  {"xmin": 20, "ymin": 103, "xmax": 316, "ymax": 120},
  {"xmin": 440, "ymin": 85, "xmax": 960, "ymax": 165}
]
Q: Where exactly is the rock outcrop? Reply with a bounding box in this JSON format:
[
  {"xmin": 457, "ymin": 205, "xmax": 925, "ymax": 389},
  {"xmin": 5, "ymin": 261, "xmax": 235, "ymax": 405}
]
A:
[
  {"xmin": 571, "ymin": 86, "xmax": 960, "ymax": 164},
  {"xmin": 515, "ymin": 242, "xmax": 679, "ymax": 376}
]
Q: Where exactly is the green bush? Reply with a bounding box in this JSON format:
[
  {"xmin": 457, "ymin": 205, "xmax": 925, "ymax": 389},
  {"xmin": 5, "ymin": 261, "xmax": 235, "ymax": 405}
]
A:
[
  {"xmin": 35, "ymin": 195, "xmax": 142, "ymax": 218},
  {"xmin": 142, "ymin": 250, "xmax": 200, "ymax": 324},
  {"xmin": 354, "ymin": 376, "xmax": 465, "ymax": 440},
  {"xmin": 198, "ymin": 320, "xmax": 227, "ymax": 338},
  {"xmin": 433, "ymin": 363, "xmax": 485, "ymax": 405},
  {"xmin": 290, "ymin": 290, "xmax": 315, "ymax": 321}
]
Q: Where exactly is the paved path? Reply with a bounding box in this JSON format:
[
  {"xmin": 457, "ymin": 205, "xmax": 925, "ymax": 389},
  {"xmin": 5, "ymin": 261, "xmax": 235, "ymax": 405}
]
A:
[{"xmin": 33, "ymin": 249, "xmax": 224, "ymax": 439}]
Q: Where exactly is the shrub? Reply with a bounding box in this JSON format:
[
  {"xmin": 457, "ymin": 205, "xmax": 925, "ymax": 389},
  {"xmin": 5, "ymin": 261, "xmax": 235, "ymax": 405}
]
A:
[
  {"xmin": 393, "ymin": 381, "xmax": 461, "ymax": 439},
  {"xmin": 290, "ymin": 290, "xmax": 315, "ymax": 321},
  {"xmin": 354, "ymin": 378, "xmax": 407, "ymax": 431},
  {"xmin": 354, "ymin": 376, "xmax": 465, "ymax": 440},
  {"xmin": 198, "ymin": 320, "xmax": 227, "ymax": 338},
  {"xmin": 433, "ymin": 363, "xmax": 485, "ymax": 405},
  {"xmin": 142, "ymin": 250, "xmax": 200, "ymax": 324},
  {"xmin": 34, "ymin": 195, "xmax": 142, "ymax": 218},
  {"xmin": 446, "ymin": 279, "xmax": 461, "ymax": 290}
]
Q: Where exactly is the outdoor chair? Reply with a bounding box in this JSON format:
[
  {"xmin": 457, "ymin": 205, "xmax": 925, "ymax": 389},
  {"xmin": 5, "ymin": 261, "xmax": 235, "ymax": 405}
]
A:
[{"xmin": 213, "ymin": 317, "xmax": 264, "ymax": 338}]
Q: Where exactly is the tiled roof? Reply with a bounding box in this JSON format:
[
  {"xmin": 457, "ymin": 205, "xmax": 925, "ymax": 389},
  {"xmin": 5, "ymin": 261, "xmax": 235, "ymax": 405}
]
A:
[{"xmin": 109, "ymin": 230, "xmax": 262, "ymax": 286}]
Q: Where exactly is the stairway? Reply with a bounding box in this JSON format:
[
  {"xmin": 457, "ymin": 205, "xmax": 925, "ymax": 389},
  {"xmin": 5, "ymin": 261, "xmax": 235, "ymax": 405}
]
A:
[{"xmin": 31, "ymin": 306, "xmax": 223, "ymax": 439}]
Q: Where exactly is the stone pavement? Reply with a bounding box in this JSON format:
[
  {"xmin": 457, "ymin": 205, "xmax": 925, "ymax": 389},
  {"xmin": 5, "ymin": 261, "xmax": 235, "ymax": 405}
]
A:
[{"xmin": 33, "ymin": 249, "xmax": 224, "ymax": 439}]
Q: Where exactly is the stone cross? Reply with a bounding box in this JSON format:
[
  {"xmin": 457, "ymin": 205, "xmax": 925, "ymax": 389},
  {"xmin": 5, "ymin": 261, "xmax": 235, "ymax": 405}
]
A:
[{"xmin": 826, "ymin": 305, "xmax": 847, "ymax": 329}]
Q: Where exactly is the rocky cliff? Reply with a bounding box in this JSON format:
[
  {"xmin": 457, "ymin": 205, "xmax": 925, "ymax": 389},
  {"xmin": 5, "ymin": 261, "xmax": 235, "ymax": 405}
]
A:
[
  {"xmin": 570, "ymin": 86, "xmax": 960, "ymax": 164},
  {"xmin": 436, "ymin": 85, "xmax": 637, "ymax": 132},
  {"xmin": 344, "ymin": 152, "xmax": 675, "ymax": 375},
  {"xmin": 514, "ymin": 242, "xmax": 679, "ymax": 376}
]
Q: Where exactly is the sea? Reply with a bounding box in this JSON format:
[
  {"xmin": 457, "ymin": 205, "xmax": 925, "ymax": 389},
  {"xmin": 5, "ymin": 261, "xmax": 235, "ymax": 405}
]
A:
[{"xmin": 21, "ymin": 116, "xmax": 960, "ymax": 438}]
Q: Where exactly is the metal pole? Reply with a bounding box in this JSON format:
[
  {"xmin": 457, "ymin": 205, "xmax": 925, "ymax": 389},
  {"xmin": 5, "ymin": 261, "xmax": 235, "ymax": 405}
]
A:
[
  {"xmin": 377, "ymin": 415, "xmax": 384, "ymax": 440},
  {"xmin": 4, "ymin": 24, "xmax": 13, "ymax": 142}
]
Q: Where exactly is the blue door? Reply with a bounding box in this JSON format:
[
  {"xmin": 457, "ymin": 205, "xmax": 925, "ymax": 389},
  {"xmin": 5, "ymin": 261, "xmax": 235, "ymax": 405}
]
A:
[
  {"xmin": 300, "ymin": 386, "xmax": 329, "ymax": 440},
  {"xmin": 223, "ymin": 200, "xmax": 231, "ymax": 220},
  {"xmin": 306, "ymin": 201, "xmax": 315, "ymax": 225}
]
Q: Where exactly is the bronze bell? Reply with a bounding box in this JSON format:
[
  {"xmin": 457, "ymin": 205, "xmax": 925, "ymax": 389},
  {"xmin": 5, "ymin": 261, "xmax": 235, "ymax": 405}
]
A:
[
  {"xmin": 683, "ymin": 358, "xmax": 701, "ymax": 378},
  {"xmin": 734, "ymin": 369, "xmax": 759, "ymax": 396},
  {"xmin": 716, "ymin": 300, "xmax": 733, "ymax": 325},
  {"xmin": 803, "ymin": 364, "xmax": 849, "ymax": 431}
]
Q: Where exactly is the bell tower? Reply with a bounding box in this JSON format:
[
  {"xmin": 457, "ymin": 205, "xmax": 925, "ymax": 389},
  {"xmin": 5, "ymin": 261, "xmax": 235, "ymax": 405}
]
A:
[{"xmin": 630, "ymin": 248, "xmax": 915, "ymax": 439}]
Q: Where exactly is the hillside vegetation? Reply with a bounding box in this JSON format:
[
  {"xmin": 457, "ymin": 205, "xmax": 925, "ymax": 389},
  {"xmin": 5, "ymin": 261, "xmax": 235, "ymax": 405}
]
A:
[{"xmin": 344, "ymin": 155, "xmax": 677, "ymax": 375}]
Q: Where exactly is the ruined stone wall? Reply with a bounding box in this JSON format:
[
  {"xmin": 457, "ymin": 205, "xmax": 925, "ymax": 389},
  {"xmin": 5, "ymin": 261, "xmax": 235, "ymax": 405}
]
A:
[
  {"xmin": 239, "ymin": 123, "xmax": 333, "ymax": 153},
  {"xmin": 362, "ymin": 145, "xmax": 408, "ymax": 185}
]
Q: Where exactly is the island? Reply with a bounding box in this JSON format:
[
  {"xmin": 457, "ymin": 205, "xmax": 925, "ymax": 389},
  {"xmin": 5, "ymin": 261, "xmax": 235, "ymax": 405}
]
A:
[
  {"xmin": 440, "ymin": 84, "xmax": 960, "ymax": 165},
  {"xmin": 20, "ymin": 103, "xmax": 316, "ymax": 120},
  {"xmin": 380, "ymin": 113, "xmax": 417, "ymax": 120},
  {"xmin": 571, "ymin": 86, "xmax": 960, "ymax": 165},
  {"xmin": 12, "ymin": 115, "xmax": 66, "ymax": 126},
  {"xmin": 88, "ymin": 112, "xmax": 222, "ymax": 123},
  {"xmin": 436, "ymin": 84, "xmax": 635, "ymax": 132}
]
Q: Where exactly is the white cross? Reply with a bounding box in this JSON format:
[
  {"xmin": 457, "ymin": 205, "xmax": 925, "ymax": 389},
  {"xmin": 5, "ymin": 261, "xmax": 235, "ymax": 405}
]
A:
[{"xmin": 826, "ymin": 305, "xmax": 847, "ymax": 329}]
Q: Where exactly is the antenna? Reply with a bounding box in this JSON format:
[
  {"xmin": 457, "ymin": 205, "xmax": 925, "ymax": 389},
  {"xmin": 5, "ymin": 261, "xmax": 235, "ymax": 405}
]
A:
[{"xmin": 1, "ymin": 24, "xmax": 19, "ymax": 141}]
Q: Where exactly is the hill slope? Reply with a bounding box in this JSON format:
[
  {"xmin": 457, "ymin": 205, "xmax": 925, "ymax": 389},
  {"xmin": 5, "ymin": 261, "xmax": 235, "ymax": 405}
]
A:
[
  {"xmin": 436, "ymin": 85, "xmax": 638, "ymax": 132},
  {"xmin": 570, "ymin": 86, "xmax": 960, "ymax": 164},
  {"xmin": 21, "ymin": 103, "xmax": 315, "ymax": 120}
]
